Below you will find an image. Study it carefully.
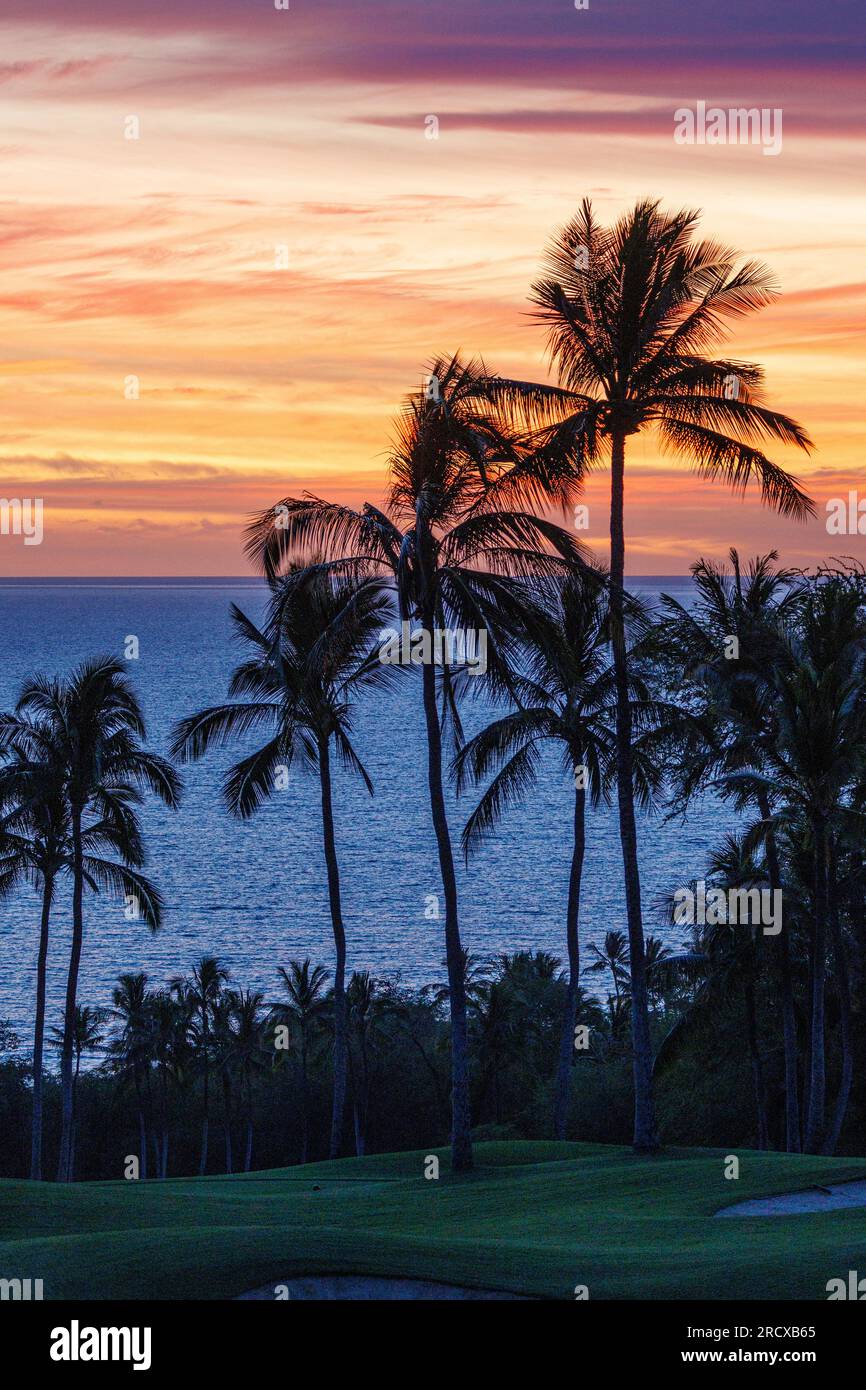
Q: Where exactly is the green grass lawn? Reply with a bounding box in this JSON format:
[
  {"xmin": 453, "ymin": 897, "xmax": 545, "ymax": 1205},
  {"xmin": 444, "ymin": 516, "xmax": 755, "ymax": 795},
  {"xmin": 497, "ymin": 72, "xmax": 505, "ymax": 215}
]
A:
[{"xmin": 3, "ymin": 1141, "xmax": 866, "ymax": 1300}]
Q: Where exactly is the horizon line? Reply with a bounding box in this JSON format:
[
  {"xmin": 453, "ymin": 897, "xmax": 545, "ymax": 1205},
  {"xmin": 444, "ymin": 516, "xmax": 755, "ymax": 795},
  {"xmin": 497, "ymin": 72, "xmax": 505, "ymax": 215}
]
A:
[{"xmin": 0, "ymin": 573, "xmax": 696, "ymax": 583}]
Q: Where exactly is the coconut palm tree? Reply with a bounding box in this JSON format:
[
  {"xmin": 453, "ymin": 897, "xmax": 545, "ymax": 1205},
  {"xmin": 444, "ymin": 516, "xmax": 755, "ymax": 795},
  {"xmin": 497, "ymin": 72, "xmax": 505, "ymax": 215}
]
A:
[
  {"xmin": 149, "ymin": 987, "xmax": 188, "ymax": 1179},
  {"xmin": 455, "ymin": 574, "xmax": 663, "ymax": 1138},
  {"xmin": 721, "ymin": 578, "xmax": 866, "ymax": 1151},
  {"xmin": 475, "ymin": 199, "xmax": 814, "ymax": 1150},
  {"xmin": 49, "ymin": 1004, "xmax": 107, "ymax": 1180},
  {"xmin": 110, "ymin": 972, "xmax": 156, "ymax": 1178},
  {"xmin": 245, "ymin": 353, "xmax": 588, "ymax": 1170},
  {"xmin": 171, "ymin": 956, "xmax": 230, "ymax": 1175},
  {"xmin": 656, "ymin": 834, "xmax": 771, "ymax": 1148},
  {"xmin": 345, "ymin": 971, "xmax": 393, "ymax": 1157},
  {"xmin": 468, "ymin": 977, "xmax": 524, "ymax": 1125},
  {"xmin": 0, "ymin": 661, "xmax": 177, "ymax": 1182},
  {"xmin": 212, "ymin": 992, "xmax": 237, "ymax": 1173},
  {"xmin": 2, "ymin": 657, "xmax": 181, "ymax": 1181},
  {"xmin": 654, "ymin": 549, "xmax": 804, "ymax": 1149},
  {"xmin": 584, "ymin": 930, "xmax": 630, "ymax": 1006},
  {"xmin": 0, "ymin": 748, "xmax": 69, "ymax": 1181},
  {"xmin": 225, "ymin": 988, "xmax": 268, "ymax": 1171},
  {"xmin": 172, "ymin": 569, "xmax": 394, "ymax": 1161},
  {"xmin": 271, "ymin": 959, "xmax": 330, "ymax": 1164}
]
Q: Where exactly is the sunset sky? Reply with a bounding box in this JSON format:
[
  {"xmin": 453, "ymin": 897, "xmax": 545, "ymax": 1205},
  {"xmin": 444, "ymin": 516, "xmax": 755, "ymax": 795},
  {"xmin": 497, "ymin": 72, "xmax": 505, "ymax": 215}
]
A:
[{"xmin": 0, "ymin": 0, "xmax": 863, "ymax": 575}]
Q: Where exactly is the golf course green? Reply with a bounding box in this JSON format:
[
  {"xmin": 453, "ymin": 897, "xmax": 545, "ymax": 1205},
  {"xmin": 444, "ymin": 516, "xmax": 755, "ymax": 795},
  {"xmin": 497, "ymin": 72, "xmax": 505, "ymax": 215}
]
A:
[{"xmin": 4, "ymin": 1141, "xmax": 866, "ymax": 1300}]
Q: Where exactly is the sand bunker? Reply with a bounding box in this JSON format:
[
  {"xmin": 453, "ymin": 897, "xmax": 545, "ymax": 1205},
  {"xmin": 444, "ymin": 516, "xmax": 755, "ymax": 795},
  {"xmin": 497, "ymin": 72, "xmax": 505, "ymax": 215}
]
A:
[
  {"xmin": 717, "ymin": 1178, "xmax": 866, "ymax": 1217},
  {"xmin": 237, "ymin": 1274, "xmax": 529, "ymax": 1300}
]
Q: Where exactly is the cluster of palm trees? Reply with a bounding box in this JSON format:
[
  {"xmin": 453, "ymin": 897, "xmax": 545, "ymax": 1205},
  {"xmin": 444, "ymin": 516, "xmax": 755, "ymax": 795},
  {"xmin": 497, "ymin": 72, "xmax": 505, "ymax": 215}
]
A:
[
  {"xmin": 651, "ymin": 552, "xmax": 866, "ymax": 1156},
  {"xmin": 3, "ymin": 196, "xmax": 823, "ymax": 1179},
  {"xmin": 109, "ymin": 961, "xmax": 272, "ymax": 1178},
  {"xmin": 46, "ymin": 945, "xmax": 650, "ymax": 1180},
  {"xmin": 224, "ymin": 197, "xmax": 813, "ymax": 1168},
  {"xmin": 0, "ymin": 659, "xmax": 179, "ymax": 1180},
  {"xmin": 64, "ymin": 955, "xmax": 420, "ymax": 1176}
]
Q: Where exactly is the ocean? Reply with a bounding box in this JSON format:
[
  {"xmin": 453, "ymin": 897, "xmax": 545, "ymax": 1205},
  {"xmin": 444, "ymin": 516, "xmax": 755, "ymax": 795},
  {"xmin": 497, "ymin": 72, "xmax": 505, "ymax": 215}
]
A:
[{"xmin": 0, "ymin": 577, "xmax": 733, "ymax": 1047}]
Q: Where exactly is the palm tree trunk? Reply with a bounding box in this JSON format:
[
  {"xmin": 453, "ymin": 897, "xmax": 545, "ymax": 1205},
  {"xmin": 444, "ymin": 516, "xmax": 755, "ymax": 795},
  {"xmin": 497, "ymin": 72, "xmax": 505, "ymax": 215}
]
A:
[
  {"xmin": 360, "ymin": 1035, "xmax": 371, "ymax": 1150},
  {"xmin": 30, "ymin": 873, "xmax": 54, "ymax": 1181},
  {"xmin": 553, "ymin": 783, "xmax": 586, "ymax": 1140},
  {"xmin": 221, "ymin": 1070, "xmax": 233, "ymax": 1174},
  {"xmin": 804, "ymin": 818, "xmax": 828, "ymax": 1152},
  {"xmin": 299, "ymin": 1039, "xmax": 309, "ymax": 1164},
  {"xmin": 159, "ymin": 1067, "xmax": 169, "ymax": 1179},
  {"xmin": 609, "ymin": 430, "xmax": 658, "ymax": 1152},
  {"xmin": 199, "ymin": 1016, "xmax": 209, "ymax": 1175},
  {"xmin": 244, "ymin": 1073, "xmax": 253, "ymax": 1172},
  {"xmin": 318, "ymin": 735, "xmax": 348, "ymax": 1161},
  {"xmin": 759, "ymin": 792, "xmax": 800, "ymax": 1151},
  {"xmin": 347, "ymin": 1034, "xmax": 362, "ymax": 1155},
  {"xmin": 744, "ymin": 977, "xmax": 769, "ymax": 1149},
  {"xmin": 134, "ymin": 1068, "xmax": 148, "ymax": 1180},
  {"xmin": 823, "ymin": 844, "xmax": 853, "ymax": 1155},
  {"xmin": 57, "ymin": 810, "xmax": 84, "ymax": 1181},
  {"xmin": 70, "ymin": 1051, "xmax": 81, "ymax": 1181},
  {"xmin": 421, "ymin": 653, "xmax": 473, "ymax": 1171}
]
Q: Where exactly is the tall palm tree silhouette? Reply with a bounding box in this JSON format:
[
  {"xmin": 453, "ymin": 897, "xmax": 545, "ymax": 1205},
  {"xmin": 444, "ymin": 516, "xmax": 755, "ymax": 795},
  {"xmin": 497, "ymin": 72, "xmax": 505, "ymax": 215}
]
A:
[
  {"xmin": 49, "ymin": 1004, "xmax": 107, "ymax": 1180},
  {"xmin": 456, "ymin": 573, "xmax": 663, "ymax": 1138},
  {"xmin": 227, "ymin": 988, "xmax": 267, "ymax": 1171},
  {"xmin": 0, "ymin": 747, "xmax": 68, "ymax": 1180},
  {"xmin": 0, "ymin": 658, "xmax": 177, "ymax": 1181},
  {"xmin": 171, "ymin": 956, "xmax": 229, "ymax": 1175},
  {"xmin": 173, "ymin": 568, "xmax": 395, "ymax": 1160},
  {"xmin": 656, "ymin": 550, "xmax": 804, "ymax": 1150},
  {"xmin": 477, "ymin": 200, "xmax": 814, "ymax": 1149},
  {"xmin": 110, "ymin": 972, "xmax": 156, "ymax": 1179},
  {"xmin": 720, "ymin": 578, "xmax": 866, "ymax": 1151},
  {"xmin": 245, "ymin": 354, "xmax": 587, "ymax": 1170},
  {"xmin": 271, "ymin": 959, "xmax": 331, "ymax": 1164}
]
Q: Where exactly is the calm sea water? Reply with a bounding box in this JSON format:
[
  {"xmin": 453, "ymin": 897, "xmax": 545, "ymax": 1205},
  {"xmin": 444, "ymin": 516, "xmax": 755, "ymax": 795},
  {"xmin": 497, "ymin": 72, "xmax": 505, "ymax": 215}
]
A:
[{"xmin": 0, "ymin": 578, "xmax": 733, "ymax": 1048}]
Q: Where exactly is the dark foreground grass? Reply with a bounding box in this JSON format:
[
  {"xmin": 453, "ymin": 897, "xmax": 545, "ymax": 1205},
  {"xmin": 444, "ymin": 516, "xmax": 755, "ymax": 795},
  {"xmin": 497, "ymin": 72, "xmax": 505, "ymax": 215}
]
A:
[{"xmin": 3, "ymin": 1141, "xmax": 866, "ymax": 1300}]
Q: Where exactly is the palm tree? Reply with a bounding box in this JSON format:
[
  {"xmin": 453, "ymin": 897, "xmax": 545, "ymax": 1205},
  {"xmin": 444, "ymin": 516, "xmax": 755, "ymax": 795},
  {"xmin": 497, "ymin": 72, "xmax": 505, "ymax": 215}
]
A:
[
  {"xmin": 468, "ymin": 977, "xmax": 524, "ymax": 1125},
  {"xmin": 227, "ymin": 989, "xmax": 267, "ymax": 1171},
  {"xmin": 656, "ymin": 835, "xmax": 771, "ymax": 1148},
  {"xmin": 110, "ymin": 972, "xmax": 156, "ymax": 1178},
  {"xmin": 245, "ymin": 354, "xmax": 587, "ymax": 1170},
  {"xmin": 584, "ymin": 930, "xmax": 630, "ymax": 1007},
  {"xmin": 0, "ymin": 746, "xmax": 69, "ymax": 1180},
  {"xmin": 49, "ymin": 1004, "xmax": 106, "ymax": 1180},
  {"xmin": 172, "ymin": 569, "xmax": 394, "ymax": 1162},
  {"xmin": 723, "ymin": 578, "xmax": 866, "ymax": 1151},
  {"xmin": 477, "ymin": 201, "xmax": 814, "ymax": 1149},
  {"xmin": 213, "ymin": 988, "xmax": 267, "ymax": 1174},
  {"xmin": 655, "ymin": 549, "xmax": 804, "ymax": 1149},
  {"xmin": 149, "ymin": 987, "xmax": 188, "ymax": 1179},
  {"xmin": 346, "ymin": 971, "xmax": 393, "ymax": 1156},
  {"xmin": 271, "ymin": 959, "xmax": 330, "ymax": 1163},
  {"xmin": 212, "ymin": 992, "xmax": 237, "ymax": 1173},
  {"xmin": 0, "ymin": 659, "xmax": 177, "ymax": 1182},
  {"xmin": 171, "ymin": 956, "xmax": 229, "ymax": 1175},
  {"xmin": 456, "ymin": 574, "xmax": 662, "ymax": 1138}
]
